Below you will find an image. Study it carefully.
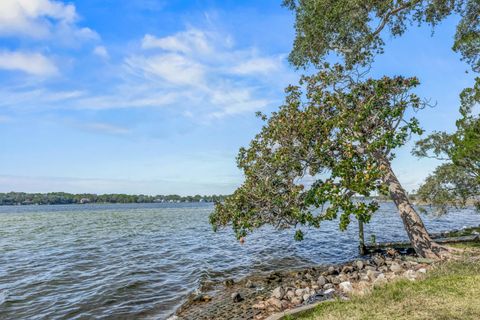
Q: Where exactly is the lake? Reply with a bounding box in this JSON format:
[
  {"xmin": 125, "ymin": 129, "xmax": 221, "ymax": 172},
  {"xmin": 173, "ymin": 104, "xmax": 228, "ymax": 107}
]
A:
[{"xmin": 0, "ymin": 202, "xmax": 479, "ymax": 319}]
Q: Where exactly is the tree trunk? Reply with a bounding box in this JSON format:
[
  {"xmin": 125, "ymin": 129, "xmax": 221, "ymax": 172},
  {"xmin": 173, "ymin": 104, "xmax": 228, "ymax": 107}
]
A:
[{"xmin": 380, "ymin": 157, "xmax": 450, "ymax": 259}]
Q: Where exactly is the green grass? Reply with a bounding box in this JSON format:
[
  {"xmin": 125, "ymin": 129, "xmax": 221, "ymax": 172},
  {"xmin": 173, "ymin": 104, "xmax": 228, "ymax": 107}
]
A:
[
  {"xmin": 449, "ymin": 241, "xmax": 480, "ymax": 249},
  {"xmin": 287, "ymin": 254, "xmax": 480, "ymax": 320}
]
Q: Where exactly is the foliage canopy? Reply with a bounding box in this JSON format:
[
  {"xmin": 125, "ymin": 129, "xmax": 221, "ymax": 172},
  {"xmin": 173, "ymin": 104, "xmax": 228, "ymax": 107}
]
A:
[
  {"xmin": 283, "ymin": 0, "xmax": 479, "ymax": 72},
  {"xmin": 413, "ymin": 78, "xmax": 480, "ymax": 212}
]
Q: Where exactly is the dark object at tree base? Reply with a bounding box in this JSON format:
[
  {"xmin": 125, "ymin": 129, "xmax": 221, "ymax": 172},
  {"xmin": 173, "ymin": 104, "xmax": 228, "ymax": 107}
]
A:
[
  {"xmin": 231, "ymin": 292, "xmax": 243, "ymax": 303},
  {"xmin": 364, "ymin": 235, "xmax": 480, "ymax": 254}
]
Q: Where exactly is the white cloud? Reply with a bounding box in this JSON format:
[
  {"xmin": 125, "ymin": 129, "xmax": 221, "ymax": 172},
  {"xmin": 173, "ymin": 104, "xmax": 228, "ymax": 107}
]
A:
[
  {"xmin": 0, "ymin": 0, "xmax": 98, "ymax": 42},
  {"xmin": 72, "ymin": 88, "xmax": 178, "ymax": 110},
  {"xmin": 128, "ymin": 27, "xmax": 292, "ymax": 118},
  {"xmin": 93, "ymin": 46, "xmax": 109, "ymax": 59},
  {"xmin": 230, "ymin": 56, "xmax": 284, "ymax": 75},
  {"xmin": 0, "ymin": 50, "xmax": 58, "ymax": 76},
  {"xmin": 142, "ymin": 29, "xmax": 212, "ymax": 54},
  {"xmin": 126, "ymin": 53, "xmax": 206, "ymax": 87},
  {"xmin": 0, "ymin": 86, "xmax": 85, "ymax": 107}
]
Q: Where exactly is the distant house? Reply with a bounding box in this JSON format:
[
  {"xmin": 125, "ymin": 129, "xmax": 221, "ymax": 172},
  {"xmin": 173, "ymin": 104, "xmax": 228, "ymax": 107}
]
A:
[{"xmin": 79, "ymin": 198, "xmax": 91, "ymax": 204}]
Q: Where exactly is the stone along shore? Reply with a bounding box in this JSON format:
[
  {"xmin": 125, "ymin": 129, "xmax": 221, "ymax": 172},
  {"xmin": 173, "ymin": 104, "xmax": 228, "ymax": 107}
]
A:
[{"xmin": 171, "ymin": 252, "xmax": 433, "ymax": 320}]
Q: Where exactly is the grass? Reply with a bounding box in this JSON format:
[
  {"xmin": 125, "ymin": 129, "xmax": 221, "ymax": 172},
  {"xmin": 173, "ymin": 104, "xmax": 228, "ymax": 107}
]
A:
[
  {"xmin": 286, "ymin": 251, "xmax": 480, "ymax": 320},
  {"xmin": 449, "ymin": 241, "xmax": 480, "ymax": 249}
]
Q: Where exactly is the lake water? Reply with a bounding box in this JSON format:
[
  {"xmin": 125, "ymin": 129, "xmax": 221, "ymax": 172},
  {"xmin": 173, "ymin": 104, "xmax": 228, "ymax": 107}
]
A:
[{"xmin": 0, "ymin": 202, "xmax": 479, "ymax": 319}]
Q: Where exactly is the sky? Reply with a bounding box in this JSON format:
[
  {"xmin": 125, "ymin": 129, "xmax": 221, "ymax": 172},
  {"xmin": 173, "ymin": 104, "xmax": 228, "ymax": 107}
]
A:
[{"xmin": 0, "ymin": 0, "xmax": 475, "ymax": 195}]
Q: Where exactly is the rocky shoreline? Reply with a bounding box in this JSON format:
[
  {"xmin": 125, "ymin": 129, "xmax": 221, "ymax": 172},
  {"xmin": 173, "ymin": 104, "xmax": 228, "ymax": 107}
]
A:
[{"xmin": 169, "ymin": 250, "xmax": 434, "ymax": 320}]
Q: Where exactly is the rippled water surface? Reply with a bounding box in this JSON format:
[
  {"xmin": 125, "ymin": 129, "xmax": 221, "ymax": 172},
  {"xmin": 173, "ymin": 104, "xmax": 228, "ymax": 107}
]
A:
[{"xmin": 0, "ymin": 202, "xmax": 479, "ymax": 319}]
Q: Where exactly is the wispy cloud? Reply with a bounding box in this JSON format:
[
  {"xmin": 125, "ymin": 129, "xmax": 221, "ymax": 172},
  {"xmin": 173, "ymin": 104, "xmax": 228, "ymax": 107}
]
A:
[
  {"xmin": 126, "ymin": 53, "xmax": 207, "ymax": 87},
  {"xmin": 229, "ymin": 56, "xmax": 284, "ymax": 75},
  {"xmin": 0, "ymin": 50, "xmax": 58, "ymax": 76},
  {"xmin": 125, "ymin": 27, "xmax": 292, "ymax": 118},
  {"xmin": 0, "ymin": 86, "xmax": 85, "ymax": 108},
  {"xmin": 0, "ymin": 26, "xmax": 293, "ymax": 118},
  {"xmin": 142, "ymin": 29, "xmax": 212, "ymax": 54},
  {"xmin": 93, "ymin": 46, "xmax": 109, "ymax": 59}
]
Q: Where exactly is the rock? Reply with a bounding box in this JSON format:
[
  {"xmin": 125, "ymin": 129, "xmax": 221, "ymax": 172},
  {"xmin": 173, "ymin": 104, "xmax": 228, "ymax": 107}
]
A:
[
  {"xmin": 271, "ymin": 286, "xmax": 285, "ymax": 300},
  {"xmin": 245, "ymin": 280, "xmax": 255, "ymax": 288},
  {"xmin": 323, "ymin": 283, "xmax": 334, "ymax": 290},
  {"xmin": 355, "ymin": 260, "xmax": 364, "ymax": 270},
  {"xmin": 224, "ymin": 279, "xmax": 235, "ymax": 287},
  {"xmin": 323, "ymin": 288, "xmax": 335, "ymax": 295},
  {"xmin": 366, "ymin": 269, "xmax": 380, "ymax": 280},
  {"xmin": 372, "ymin": 256, "xmax": 385, "ymax": 266},
  {"xmin": 354, "ymin": 280, "xmax": 371, "ymax": 296},
  {"xmin": 331, "ymin": 276, "xmax": 341, "ymax": 285},
  {"xmin": 338, "ymin": 273, "xmax": 348, "ymax": 282},
  {"xmin": 285, "ymin": 289, "xmax": 295, "ymax": 301},
  {"xmin": 252, "ymin": 302, "xmax": 266, "ymax": 309},
  {"xmin": 349, "ymin": 271, "xmax": 359, "ymax": 281},
  {"xmin": 342, "ymin": 265, "xmax": 354, "ymax": 273},
  {"xmin": 267, "ymin": 297, "xmax": 282, "ymax": 310},
  {"xmin": 295, "ymin": 288, "xmax": 305, "ymax": 297},
  {"xmin": 305, "ymin": 273, "xmax": 314, "ymax": 280},
  {"xmin": 365, "ymin": 265, "xmax": 377, "ymax": 271},
  {"xmin": 317, "ymin": 275, "xmax": 326, "ymax": 286},
  {"xmin": 231, "ymin": 292, "xmax": 243, "ymax": 303},
  {"xmin": 303, "ymin": 293, "xmax": 311, "ymax": 302},
  {"xmin": 193, "ymin": 294, "xmax": 212, "ymax": 302},
  {"xmin": 327, "ymin": 266, "xmax": 338, "ymax": 275},
  {"xmin": 166, "ymin": 316, "xmax": 179, "ymax": 320},
  {"xmin": 360, "ymin": 274, "xmax": 370, "ymax": 281},
  {"xmin": 373, "ymin": 273, "xmax": 387, "ymax": 287},
  {"xmin": 339, "ymin": 281, "xmax": 353, "ymax": 294},
  {"xmin": 418, "ymin": 268, "xmax": 427, "ymax": 274},
  {"xmin": 291, "ymin": 297, "xmax": 303, "ymax": 305},
  {"xmin": 390, "ymin": 263, "xmax": 403, "ymax": 274},
  {"xmin": 266, "ymin": 272, "xmax": 282, "ymax": 283},
  {"xmin": 403, "ymin": 269, "xmax": 417, "ymax": 281},
  {"xmin": 379, "ymin": 266, "xmax": 389, "ymax": 273}
]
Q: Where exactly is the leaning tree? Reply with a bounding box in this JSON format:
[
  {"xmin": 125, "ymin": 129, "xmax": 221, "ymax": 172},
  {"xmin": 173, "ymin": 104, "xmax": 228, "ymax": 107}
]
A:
[
  {"xmin": 211, "ymin": 66, "xmax": 451, "ymax": 259},
  {"xmin": 211, "ymin": 0, "xmax": 479, "ymax": 259}
]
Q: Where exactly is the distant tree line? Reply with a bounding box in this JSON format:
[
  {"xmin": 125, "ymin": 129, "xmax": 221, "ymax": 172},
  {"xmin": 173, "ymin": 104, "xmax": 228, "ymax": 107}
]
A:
[{"xmin": 0, "ymin": 192, "xmax": 228, "ymax": 206}]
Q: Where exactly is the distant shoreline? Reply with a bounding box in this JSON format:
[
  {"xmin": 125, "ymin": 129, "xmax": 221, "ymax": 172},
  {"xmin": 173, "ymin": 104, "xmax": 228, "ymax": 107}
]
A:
[
  {"xmin": 0, "ymin": 201, "xmax": 216, "ymax": 206},
  {"xmin": 0, "ymin": 192, "xmax": 227, "ymax": 206}
]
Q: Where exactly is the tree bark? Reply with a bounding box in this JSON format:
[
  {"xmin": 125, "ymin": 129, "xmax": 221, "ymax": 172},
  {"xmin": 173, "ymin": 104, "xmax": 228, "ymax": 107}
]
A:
[{"xmin": 379, "ymin": 157, "xmax": 450, "ymax": 259}]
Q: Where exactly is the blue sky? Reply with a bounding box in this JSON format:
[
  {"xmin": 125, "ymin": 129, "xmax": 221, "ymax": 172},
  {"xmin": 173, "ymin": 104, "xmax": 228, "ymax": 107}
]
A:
[{"xmin": 0, "ymin": 0, "xmax": 475, "ymax": 195}]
